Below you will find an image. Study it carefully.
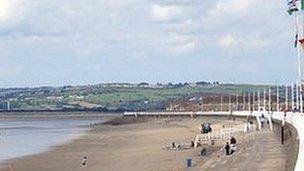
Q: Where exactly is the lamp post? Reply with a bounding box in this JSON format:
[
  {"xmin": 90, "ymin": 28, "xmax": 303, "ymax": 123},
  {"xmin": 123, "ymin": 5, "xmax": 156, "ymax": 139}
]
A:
[
  {"xmin": 269, "ymin": 87, "xmax": 271, "ymax": 112},
  {"xmin": 277, "ymin": 86, "xmax": 280, "ymax": 111},
  {"xmin": 258, "ymin": 90, "xmax": 261, "ymax": 111},
  {"xmin": 285, "ymin": 85, "xmax": 288, "ymax": 111}
]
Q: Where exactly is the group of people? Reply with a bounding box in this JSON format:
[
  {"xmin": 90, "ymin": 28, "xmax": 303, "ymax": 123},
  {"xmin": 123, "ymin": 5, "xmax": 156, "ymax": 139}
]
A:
[
  {"xmin": 224, "ymin": 136, "xmax": 237, "ymax": 155},
  {"xmin": 81, "ymin": 156, "xmax": 87, "ymax": 168},
  {"xmin": 171, "ymin": 140, "xmax": 196, "ymax": 150}
]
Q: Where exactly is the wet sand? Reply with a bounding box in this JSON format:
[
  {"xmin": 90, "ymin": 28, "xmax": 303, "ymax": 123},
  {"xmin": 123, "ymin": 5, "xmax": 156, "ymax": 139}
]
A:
[{"xmin": 0, "ymin": 116, "xmax": 298, "ymax": 171}]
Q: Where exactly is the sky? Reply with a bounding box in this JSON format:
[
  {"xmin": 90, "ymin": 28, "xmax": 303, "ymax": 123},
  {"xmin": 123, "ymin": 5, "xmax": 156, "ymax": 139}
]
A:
[{"xmin": 0, "ymin": 0, "xmax": 299, "ymax": 87}]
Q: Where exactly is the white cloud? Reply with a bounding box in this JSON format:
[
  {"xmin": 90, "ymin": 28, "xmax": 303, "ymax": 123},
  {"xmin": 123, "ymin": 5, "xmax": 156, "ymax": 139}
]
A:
[
  {"xmin": 218, "ymin": 34, "xmax": 271, "ymax": 51},
  {"xmin": 0, "ymin": 0, "xmax": 288, "ymax": 57},
  {"xmin": 0, "ymin": 0, "xmax": 23, "ymax": 22},
  {"xmin": 159, "ymin": 33, "xmax": 199, "ymax": 54},
  {"xmin": 104, "ymin": 0, "xmax": 144, "ymax": 9},
  {"xmin": 246, "ymin": 37, "xmax": 270, "ymax": 49},
  {"xmin": 150, "ymin": 4, "xmax": 185, "ymax": 22},
  {"xmin": 0, "ymin": 0, "xmax": 10, "ymax": 21},
  {"xmin": 202, "ymin": 0, "xmax": 256, "ymax": 30},
  {"xmin": 199, "ymin": 0, "xmax": 286, "ymax": 52},
  {"xmin": 215, "ymin": 0, "xmax": 253, "ymax": 14},
  {"xmin": 0, "ymin": 0, "xmax": 296, "ymax": 86},
  {"xmin": 219, "ymin": 35, "xmax": 235, "ymax": 48},
  {"xmin": 169, "ymin": 40, "xmax": 197, "ymax": 54}
]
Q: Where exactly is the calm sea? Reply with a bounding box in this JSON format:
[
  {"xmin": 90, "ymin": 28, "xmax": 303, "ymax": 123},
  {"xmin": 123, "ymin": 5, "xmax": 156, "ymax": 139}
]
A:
[{"xmin": 0, "ymin": 118, "xmax": 107, "ymax": 163}]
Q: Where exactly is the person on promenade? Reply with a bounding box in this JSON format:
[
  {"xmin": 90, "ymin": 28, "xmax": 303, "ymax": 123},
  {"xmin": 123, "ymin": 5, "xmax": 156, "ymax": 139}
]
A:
[
  {"xmin": 230, "ymin": 136, "xmax": 236, "ymax": 144},
  {"xmin": 201, "ymin": 148, "xmax": 207, "ymax": 157},
  {"xmin": 190, "ymin": 141, "xmax": 194, "ymax": 148},
  {"xmin": 230, "ymin": 137, "xmax": 237, "ymax": 154},
  {"xmin": 81, "ymin": 156, "xmax": 87, "ymax": 168},
  {"xmin": 172, "ymin": 142, "xmax": 176, "ymax": 149},
  {"xmin": 225, "ymin": 142, "xmax": 230, "ymax": 155},
  {"xmin": 260, "ymin": 113, "xmax": 265, "ymax": 128}
]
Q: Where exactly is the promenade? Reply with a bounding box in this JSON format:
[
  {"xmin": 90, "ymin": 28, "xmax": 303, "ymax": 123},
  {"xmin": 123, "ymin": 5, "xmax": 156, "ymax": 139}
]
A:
[
  {"xmin": 198, "ymin": 127, "xmax": 297, "ymax": 171},
  {"xmin": 124, "ymin": 110, "xmax": 302, "ymax": 171}
]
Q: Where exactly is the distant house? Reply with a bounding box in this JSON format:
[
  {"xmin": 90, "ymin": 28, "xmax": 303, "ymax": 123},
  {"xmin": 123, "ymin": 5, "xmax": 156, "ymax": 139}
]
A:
[
  {"xmin": 138, "ymin": 82, "xmax": 149, "ymax": 87},
  {"xmin": 196, "ymin": 81, "xmax": 211, "ymax": 86},
  {"xmin": 156, "ymin": 83, "xmax": 163, "ymax": 87},
  {"xmin": 165, "ymin": 93, "xmax": 233, "ymax": 112},
  {"xmin": 0, "ymin": 100, "xmax": 12, "ymax": 110},
  {"xmin": 166, "ymin": 100, "xmax": 202, "ymax": 111},
  {"xmin": 46, "ymin": 96, "xmax": 64, "ymax": 100}
]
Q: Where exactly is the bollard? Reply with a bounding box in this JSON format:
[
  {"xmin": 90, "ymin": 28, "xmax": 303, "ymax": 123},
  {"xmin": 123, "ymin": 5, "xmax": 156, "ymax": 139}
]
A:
[{"xmin": 281, "ymin": 125, "xmax": 284, "ymax": 144}]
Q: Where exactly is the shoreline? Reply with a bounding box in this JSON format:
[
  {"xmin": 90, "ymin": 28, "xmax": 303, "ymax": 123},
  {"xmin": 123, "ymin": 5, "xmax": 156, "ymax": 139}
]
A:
[
  {"xmin": 0, "ymin": 115, "xmax": 115, "ymax": 170},
  {"xmin": 0, "ymin": 112, "xmax": 121, "ymax": 120},
  {"xmin": 0, "ymin": 116, "xmax": 298, "ymax": 171},
  {"xmin": 0, "ymin": 130, "xmax": 88, "ymax": 168}
]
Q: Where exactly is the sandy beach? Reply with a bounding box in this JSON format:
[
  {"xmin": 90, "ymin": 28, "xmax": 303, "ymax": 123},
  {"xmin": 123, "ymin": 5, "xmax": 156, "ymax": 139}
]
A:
[{"xmin": 0, "ymin": 116, "xmax": 298, "ymax": 171}]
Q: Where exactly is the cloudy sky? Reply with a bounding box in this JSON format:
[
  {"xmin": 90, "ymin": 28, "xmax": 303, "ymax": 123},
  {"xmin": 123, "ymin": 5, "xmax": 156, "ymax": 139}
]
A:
[{"xmin": 0, "ymin": 0, "xmax": 298, "ymax": 87}]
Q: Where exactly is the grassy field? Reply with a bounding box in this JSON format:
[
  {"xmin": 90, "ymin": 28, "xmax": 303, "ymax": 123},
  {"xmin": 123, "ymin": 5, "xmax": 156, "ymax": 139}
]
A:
[
  {"xmin": 81, "ymin": 84, "xmax": 270, "ymax": 110},
  {"xmin": 7, "ymin": 84, "xmax": 272, "ymax": 111}
]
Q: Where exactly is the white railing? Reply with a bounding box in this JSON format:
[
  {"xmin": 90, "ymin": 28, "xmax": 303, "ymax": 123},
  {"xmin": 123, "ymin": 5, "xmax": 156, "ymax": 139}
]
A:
[
  {"xmin": 256, "ymin": 115, "xmax": 262, "ymax": 131},
  {"xmin": 265, "ymin": 112, "xmax": 273, "ymax": 131},
  {"xmin": 194, "ymin": 123, "xmax": 256, "ymax": 148}
]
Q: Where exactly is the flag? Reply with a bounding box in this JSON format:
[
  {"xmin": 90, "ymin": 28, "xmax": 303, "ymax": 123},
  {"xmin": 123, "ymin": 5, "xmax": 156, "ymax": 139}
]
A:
[
  {"xmin": 299, "ymin": 38, "xmax": 304, "ymax": 48},
  {"xmin": 295, "ymin": 34, "xmax": 298, "ymax": 47},
  {"xmin": 287, "ymin": 0, "xmax": 300, "ymax": 15}
]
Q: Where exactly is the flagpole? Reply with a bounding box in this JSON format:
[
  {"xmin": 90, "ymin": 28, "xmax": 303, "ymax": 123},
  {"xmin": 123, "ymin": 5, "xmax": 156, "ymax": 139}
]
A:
[
  {"xmin": 269, "ymin": 87, "xmax": 271, "ymax": 112},
  {"xmin": 243, "ymin": 92, "xmax": 245, "ymax": 110},
  {"xmin": 263, "ymin": 89, "xmax": 266, "ymax": 107},
  {"xmin": 296, "ymin": 83, "xmax": 299, "ymax": 110},
  {"xmin": 258, "ymin": 89, "xmax": 261, "ymax": 110},
  {"xmin": 229, "ymin": 94, "xmax": 231, "ymax": 112},
  {"xmin": 286, "ymin": 85, "xmax": 289, "ymax": 111},
  {"xmin": 236, "ymin": 91, "xmax": 239, "ymax": 111},
  {"xmin": 292, "ymin": 83, "xmax": 295, "ymax": 110},
  {"xmin": 297, "ymin": 12, "xmax": 303, "ymax": 113},
  {"xmin": 248, "ymin": 92, "xmax": 251, "ymax": 110},
  {"xmin": 221, "ymin": 96, "xmax": 223, "ymax": 111},
  {"xmin": 252, "ymin": 92, "xmax": 255, "ymax": 110},
  {"xmin": 277, "ymin": 85, "xmax": 280, "ymax": 111},
  {"xmin": 288, "ymin": 0, "xmax": 303, "ymax": 113}
]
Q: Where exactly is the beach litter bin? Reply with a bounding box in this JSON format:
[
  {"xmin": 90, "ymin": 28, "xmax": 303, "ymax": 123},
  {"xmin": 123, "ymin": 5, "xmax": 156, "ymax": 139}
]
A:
[
  {"xmin": 201, "ymin": 148, "xmax": 207, "ymax": 157},
  {"xmin": 185, "ymin": 158, "xmax": 192, "ymax": 167}
]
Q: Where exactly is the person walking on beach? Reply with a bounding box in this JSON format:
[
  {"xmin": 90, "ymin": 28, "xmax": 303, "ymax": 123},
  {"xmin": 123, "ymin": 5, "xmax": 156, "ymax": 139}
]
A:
[
  {"xmin": 10, "ymin": 162, "xmax": 15, "ymax": 171},
  {"xmin": 225, "ymin": 142, "xmax": 230, "ymax": 155}
]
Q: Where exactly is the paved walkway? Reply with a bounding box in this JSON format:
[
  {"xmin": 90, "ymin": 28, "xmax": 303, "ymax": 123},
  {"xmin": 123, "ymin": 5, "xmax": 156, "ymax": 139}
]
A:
[{"xmin": 197, "ymin": 129, "xmax": 288, "ymax": 171}]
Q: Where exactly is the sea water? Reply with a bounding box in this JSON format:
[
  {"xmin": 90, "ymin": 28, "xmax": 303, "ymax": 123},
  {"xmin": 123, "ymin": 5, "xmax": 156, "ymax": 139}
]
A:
[{"xmin": 0, "ymin": 118, "xmax": 106, "ymax": 163}]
